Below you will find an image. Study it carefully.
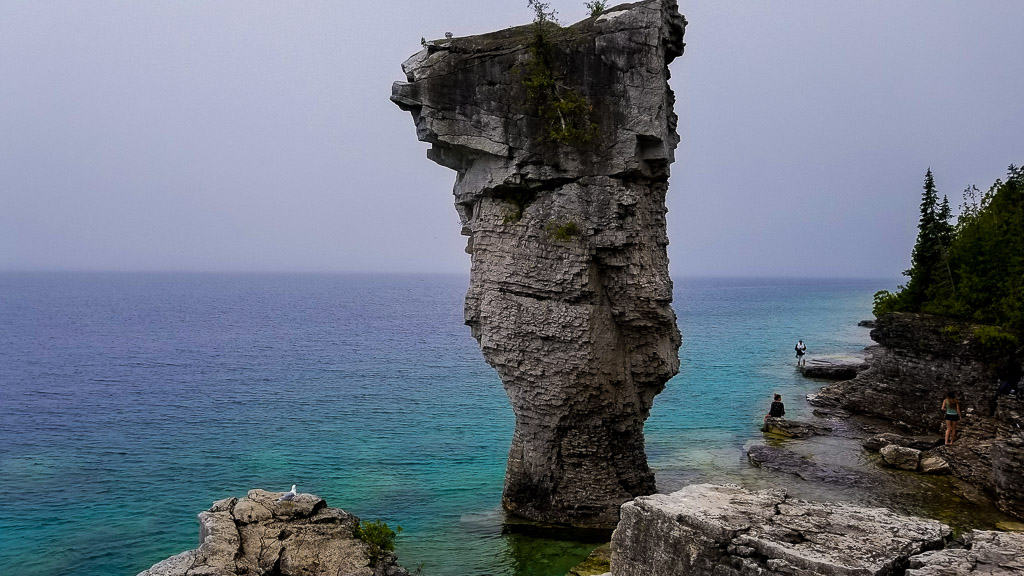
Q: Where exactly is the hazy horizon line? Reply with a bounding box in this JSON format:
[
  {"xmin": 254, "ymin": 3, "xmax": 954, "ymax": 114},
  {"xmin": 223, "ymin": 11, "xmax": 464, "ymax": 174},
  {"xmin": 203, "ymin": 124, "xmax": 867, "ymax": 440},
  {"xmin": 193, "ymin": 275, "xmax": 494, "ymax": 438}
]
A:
[{"xmin": 0, "ymin": 268, "xmax": 902, "ymax": 282}]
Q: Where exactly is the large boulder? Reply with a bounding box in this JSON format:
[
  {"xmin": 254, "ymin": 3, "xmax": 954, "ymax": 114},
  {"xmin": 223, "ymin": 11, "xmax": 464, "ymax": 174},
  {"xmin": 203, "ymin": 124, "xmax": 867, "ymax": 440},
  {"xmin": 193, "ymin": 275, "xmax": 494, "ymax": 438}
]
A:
[
  {"xmin": 919, "ymin": 454, "xmax": 952, "ymax": 475},
  {"xmin": 880, "ymin": 444, "xmax": 922, "ymax": 470},
  {"xmin": 863, "ymin": 432, "xmax": 942, "ymax": 452},
  {"xmin": 138, "ymin": 489, "xmax": 409, "ymax": 576},
  {"xmin": 610, "ymin": 484, "xmax": 951, "ymax": 576}
]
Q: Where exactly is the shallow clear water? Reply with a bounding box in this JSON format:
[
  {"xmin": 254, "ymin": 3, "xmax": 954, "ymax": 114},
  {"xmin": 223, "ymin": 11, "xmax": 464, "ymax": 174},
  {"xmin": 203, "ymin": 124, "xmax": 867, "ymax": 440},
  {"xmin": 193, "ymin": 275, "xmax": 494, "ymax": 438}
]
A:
[{"xmin": 1, "ymin": 273, "xmax": 908, "ymax": 575}]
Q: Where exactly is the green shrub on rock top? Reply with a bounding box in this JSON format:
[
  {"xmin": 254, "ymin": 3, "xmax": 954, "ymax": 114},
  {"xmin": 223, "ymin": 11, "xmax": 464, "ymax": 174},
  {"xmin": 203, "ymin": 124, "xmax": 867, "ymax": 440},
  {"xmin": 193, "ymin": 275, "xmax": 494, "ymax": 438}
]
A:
[
  {"xmin": 872, "ymin": 290, "xmax": 900, "ymax": 318},
  {"xmin": 585, "ymin": 1, "xmax": 607, "ymax": 17},
  {"xmin": 972, "ymin": 325, "xmax": 1020, "ymax": 361},
  {"xmin": 522, "ymin": 0, "xmax": 598, "ymax": 147},
  {"xmin": 354, "ymin": 519, "xmax": 402, "ymax": 565}
]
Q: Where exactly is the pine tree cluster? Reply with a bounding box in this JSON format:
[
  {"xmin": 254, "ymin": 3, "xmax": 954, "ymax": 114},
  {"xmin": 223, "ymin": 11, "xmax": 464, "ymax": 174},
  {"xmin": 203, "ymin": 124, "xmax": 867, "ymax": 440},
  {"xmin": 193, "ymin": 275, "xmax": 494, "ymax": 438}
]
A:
[{"xmin": 874, "ymin": 164, "xmax": 1024, "ymax": 341}]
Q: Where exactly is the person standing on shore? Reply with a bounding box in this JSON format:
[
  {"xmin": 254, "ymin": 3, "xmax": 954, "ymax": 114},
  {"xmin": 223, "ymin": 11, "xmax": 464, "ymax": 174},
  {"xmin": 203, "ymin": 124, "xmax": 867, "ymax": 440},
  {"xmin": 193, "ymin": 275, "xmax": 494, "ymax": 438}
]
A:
[
  {"xmin": 942, "ymin": 391, "xmax": 961, "ymax": 445},
  {"xmin": 794, "ymin": 340, "xmax": 807, "ymax": 366}
]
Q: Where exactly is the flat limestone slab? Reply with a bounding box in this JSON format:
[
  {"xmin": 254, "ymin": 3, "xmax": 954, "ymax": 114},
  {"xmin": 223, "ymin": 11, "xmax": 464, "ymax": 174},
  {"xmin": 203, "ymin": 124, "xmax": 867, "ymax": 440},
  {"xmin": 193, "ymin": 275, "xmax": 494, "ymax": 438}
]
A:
[
  {"xmin": 799, "ymin": 354, "xmax": 867, "ymax": 380},
  {"xmin": 611, "ymin": 483, "xmax": 951, "ymax": 576}
]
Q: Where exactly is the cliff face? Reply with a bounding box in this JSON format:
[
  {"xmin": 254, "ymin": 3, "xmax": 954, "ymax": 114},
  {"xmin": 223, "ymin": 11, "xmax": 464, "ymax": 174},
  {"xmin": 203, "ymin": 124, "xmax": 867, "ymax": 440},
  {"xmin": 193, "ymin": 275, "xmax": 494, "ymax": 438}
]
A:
[
  {"xmin": 813, "ymin": 312, "xmax": 1024, "ymax": 518},
  {"xmin": 391, "ymin": 0, "xmax": 685, "ymax": 527}
]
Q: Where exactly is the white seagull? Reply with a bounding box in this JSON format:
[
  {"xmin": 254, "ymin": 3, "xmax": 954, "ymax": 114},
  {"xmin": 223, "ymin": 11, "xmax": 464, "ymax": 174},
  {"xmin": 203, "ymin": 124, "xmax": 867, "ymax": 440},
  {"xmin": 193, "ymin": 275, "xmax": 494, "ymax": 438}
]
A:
[{"xmin": 277, "ymin": 485, "xmax": 297, "ymax": 502}]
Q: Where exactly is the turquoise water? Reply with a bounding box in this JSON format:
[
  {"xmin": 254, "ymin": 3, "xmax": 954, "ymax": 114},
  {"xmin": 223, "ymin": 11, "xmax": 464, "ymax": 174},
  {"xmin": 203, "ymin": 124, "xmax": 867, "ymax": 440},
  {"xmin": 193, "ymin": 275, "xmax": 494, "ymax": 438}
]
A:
[{"xmin": 0, "ymin": 273, "xmax": 883, "ymax": 576}]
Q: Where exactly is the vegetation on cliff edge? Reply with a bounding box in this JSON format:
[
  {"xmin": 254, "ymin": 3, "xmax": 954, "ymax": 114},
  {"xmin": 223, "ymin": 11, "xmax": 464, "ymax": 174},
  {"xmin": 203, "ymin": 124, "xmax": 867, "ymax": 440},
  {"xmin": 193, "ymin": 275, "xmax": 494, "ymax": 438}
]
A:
[
  {"xmin": 522, "ymin": 0, "xmax": 598, "ymax": 147},
  {"xmin": 874, "ymin": 164, "xmax": 1024, "ymax": 345},
  {"xmin": 354, "ymin": 519, "xmax": 402, "ymax": 565}
]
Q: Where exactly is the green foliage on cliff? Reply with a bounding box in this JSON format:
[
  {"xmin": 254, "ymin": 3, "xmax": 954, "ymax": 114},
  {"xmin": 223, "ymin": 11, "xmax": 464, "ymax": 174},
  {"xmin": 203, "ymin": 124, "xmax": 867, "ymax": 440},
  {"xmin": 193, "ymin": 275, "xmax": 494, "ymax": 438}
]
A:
[
  {"xmin": 522, "ymin": 0, "xmax": 598, "ymax": 146},
  {"xmin": 500, "ymin": 188, "xmax": 537, "ymax": 223},
  {"xmin": 876, "ymin": 164, "xmax": 1024, "ymax": 339},
  {"xmin": 585, "ymin": 1, "xmax": 608, "ymax": 18},
  {"xmin": 972, "ymin": 325, "xmax": 1020, "ymax": 361},
  {"xmin": 872, "ymin": 289, "xmax": 900, "ymax": 317},
  {"xmin": 354, "ymin": 519, "xmax": 402, "ymax": 565},
  {"xmin": 900, "ymin": 169, "xmax": 956, "ymax": 310},
  {"xmin": 546, "ymin": 219, "xmax": 581, "ymax": 241}
]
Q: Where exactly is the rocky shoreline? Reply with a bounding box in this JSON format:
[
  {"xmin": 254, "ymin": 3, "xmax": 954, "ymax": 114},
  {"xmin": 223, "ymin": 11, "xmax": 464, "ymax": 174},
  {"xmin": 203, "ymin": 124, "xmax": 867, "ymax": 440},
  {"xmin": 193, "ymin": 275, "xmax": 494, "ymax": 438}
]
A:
[
  {"xmin": 809, "ymin": 312, "xmax": 1024, "ymax": 519},
  {"xmin": 141, "ymin": 311, "xmax": 1024, "ymax": 576},
  {"xmin": 570, "ymin": 312, "xmax": 1024, "ymax": 575}
]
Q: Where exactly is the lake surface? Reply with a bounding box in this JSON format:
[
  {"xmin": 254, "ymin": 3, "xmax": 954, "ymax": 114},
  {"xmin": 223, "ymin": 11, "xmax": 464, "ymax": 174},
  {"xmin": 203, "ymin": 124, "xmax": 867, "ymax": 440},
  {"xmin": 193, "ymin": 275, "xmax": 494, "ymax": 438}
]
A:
[{"xmin": 0, "ymin": 273, "xmax": 887, "ymax": 575}]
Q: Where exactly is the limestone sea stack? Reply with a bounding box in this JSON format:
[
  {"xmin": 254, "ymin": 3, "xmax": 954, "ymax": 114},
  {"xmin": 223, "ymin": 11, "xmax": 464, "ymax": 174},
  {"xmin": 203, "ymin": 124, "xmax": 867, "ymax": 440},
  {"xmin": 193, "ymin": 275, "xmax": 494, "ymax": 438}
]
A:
[{"xmin": 391, "ymin": 1, "xmax": 685, "ymax": 527}]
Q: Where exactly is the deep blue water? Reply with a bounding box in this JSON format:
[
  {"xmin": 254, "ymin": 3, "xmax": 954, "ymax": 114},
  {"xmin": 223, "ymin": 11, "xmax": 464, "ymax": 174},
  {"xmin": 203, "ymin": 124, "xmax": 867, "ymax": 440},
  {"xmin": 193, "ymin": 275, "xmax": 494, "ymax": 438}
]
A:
[{"xmin": 0, "ymin": 273, "xmax": 883, "ymax": 576}]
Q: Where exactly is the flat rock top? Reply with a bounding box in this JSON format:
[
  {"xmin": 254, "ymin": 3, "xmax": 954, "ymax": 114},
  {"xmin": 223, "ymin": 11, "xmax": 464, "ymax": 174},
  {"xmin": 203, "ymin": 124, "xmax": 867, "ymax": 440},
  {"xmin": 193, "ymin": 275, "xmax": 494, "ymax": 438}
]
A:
[
  {"xmin": 803, "ymin": 354, "xmax": 867, "ymax": 367},
  {"xmin": 635, "ymin": 484, "xmax": 784, "ymax": 538},
  {"xmin": 627, "ymin": 484, "xmax": 951, "ymax": 574}
]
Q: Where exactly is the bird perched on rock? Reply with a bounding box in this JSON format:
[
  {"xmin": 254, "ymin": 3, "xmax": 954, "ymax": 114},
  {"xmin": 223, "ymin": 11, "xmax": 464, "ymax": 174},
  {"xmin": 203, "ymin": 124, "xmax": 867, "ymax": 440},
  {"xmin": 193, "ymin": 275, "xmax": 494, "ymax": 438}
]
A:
[
  {"xmin": 420, "ymin": 37, "xmax": 426, "ymax": 46},
  {"xmin": 445, "ymin": 32, "xmax": 453, "ymax": 39},
  {"xmin": 277, "ymin": 485, "xmax": 297, "ymax": 502}
]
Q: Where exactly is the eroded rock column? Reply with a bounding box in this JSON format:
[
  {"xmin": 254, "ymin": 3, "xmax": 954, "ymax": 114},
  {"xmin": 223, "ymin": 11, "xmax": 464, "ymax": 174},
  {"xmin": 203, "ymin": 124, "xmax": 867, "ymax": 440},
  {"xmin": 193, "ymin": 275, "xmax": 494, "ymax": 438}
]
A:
[{"xmin": 391, "ymin": 0, "xmax": 685, "ymax": 527}]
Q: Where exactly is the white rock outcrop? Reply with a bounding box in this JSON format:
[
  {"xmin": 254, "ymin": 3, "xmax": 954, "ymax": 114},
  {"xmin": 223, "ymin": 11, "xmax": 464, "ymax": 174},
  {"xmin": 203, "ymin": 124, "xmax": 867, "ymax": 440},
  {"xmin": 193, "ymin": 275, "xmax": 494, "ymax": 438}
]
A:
[{"xmin": 610, "ymin": 484, "xmax": 951, "ymax": 575}]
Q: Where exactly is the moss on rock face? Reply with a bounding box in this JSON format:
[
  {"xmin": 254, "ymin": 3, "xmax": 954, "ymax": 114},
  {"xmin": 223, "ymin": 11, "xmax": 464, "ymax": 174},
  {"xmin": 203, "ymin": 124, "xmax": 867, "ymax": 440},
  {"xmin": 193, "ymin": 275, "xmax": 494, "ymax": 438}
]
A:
[
  {"xmin": 546, "ymin": 220, "xmax": 581, "ymax": 241},
  {"xmin": 567, "ymin": 543, "xmax": 611, "ymax": 576}
]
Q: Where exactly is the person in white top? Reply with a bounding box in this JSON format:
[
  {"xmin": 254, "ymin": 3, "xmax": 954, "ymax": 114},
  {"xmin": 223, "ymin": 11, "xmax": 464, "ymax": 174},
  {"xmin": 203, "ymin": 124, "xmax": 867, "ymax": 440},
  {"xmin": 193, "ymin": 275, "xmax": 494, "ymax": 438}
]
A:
[{"xmin": 795, "ymin": 340, "xmax": 807, "ymax": 366}]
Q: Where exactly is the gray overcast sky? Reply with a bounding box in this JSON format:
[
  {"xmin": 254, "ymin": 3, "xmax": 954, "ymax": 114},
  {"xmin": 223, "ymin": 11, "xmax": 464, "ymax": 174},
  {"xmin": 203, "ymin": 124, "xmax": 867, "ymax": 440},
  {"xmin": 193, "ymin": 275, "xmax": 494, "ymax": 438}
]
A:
[{"xmin": 2, "ymin": 1, "xmax": 1022, "ymax": 277}]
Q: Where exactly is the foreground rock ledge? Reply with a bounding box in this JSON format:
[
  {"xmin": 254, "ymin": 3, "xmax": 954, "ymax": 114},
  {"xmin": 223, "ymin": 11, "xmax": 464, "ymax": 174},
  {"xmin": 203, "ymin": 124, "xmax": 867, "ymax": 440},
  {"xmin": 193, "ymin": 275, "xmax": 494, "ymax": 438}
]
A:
[
  {"xmin": 138, "ymin": 490, "xmax": 409, "ymax": 576},
  {"xmin": 391, "ymin": 0, "xmax": 685, "ymax": 527},
  {"xmin": 610, "ymin": 484, "xmax": 951, "ymax": 575}
]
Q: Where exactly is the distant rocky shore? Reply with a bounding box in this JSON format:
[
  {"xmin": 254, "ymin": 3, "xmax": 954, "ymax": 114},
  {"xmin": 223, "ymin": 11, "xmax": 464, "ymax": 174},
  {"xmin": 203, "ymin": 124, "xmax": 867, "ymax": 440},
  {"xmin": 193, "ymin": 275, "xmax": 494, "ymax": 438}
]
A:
[
  {"xmin": 139, "ymin": 489, "xmax": 409, "ymax": 576},
  {"xmin": 810, "ymin": 312, "xmax": 1024, "ymax": 519}
]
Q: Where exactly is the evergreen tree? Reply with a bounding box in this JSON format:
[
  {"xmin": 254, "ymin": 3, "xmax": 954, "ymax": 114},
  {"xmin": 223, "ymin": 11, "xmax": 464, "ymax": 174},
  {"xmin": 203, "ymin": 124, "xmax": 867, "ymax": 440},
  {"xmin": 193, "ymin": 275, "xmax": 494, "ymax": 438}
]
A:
[
  {"xmin": 946, "ymin": 164, "xmax": 1024, "ymax": 335},
  {"xmin": 925, "ymin": 193, "xmax": 957, "ymax": 308},
  {"xmin": 937, "ymin": 195, "xmax": 953, "ymax": 246},
  {"xmin": 876, "ymin": 163, "xmax": 1024, "ymax": 341},
  {"xmin": 902, "ymin": 168, "xmax": 942, "ymax": 309}
]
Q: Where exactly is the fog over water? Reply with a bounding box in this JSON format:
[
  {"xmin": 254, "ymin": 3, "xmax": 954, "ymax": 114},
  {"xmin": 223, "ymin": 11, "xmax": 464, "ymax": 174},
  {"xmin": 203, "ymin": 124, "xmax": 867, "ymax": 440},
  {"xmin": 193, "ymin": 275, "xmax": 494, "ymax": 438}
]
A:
[{"xmin": 2, "ymin": 1, "xmax": 1022, "ymax": 276}]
